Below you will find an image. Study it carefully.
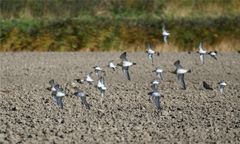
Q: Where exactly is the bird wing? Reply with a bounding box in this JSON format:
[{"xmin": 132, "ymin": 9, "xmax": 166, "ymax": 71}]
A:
[
  {"xmin": 162, "ymin": 24, "xmax": 165, "ymax": 32},
  {"xmin": 163, "ymin": 35, "xmax": 168, "ymax": 44},
  {"xmin": 80, "ymin": 96, "xmax": 90, "ymax": 110},
  {"xmin": 101, "ymin": 77, "xmax": 105, "ymax": 85},
  {"xmin": 178, "ymin": 74, "xmax": 186, "ymax": 90},
  {"xmin": 148, "ymin": 53, "xmax": 153, "ymax": 63},
  {"xmin": 120, "ymin": 52, "xmax": 128, "ymax": 61},
  {"xmin": 56, "ymin": 97, "xmax": 64, "ymax": 109},
  {"xmin": 153, "ymin": 96, "xmax": 161, "ymax": 110},
  {"xmin": 160, "ymin": 73, "xmax": 163, "ymax": 80},
  {"xmin": 200, "ymin": 54, "xmax": 204, "ymax": 64},
  {"xmin": 219, "ymin": 86, "xmax": 224, "ymax": 94},
  {"xmin": 211, "ymin": 55, "xmax": 217, "ymax": 60},
  {"xmin": 123, "ymin": 67, "xmax": 131, "ymax": 81},
  {"xmin": 199, "ymin": 42, "xmax": 203, "ymax": 51},
  {"xmin": 213, "ymin": 55, "xmax": 217, "ymax": 60}
]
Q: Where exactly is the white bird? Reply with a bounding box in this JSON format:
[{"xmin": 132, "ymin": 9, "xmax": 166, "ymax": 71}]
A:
[
  {"xmin": 118, "ymin": 52, "xmax": 136, "ymax": 81},
  {"xmin": 86, "ymin": 72, "xmax": 94, "ymax": 84},
  {"xmin": 74, "ymin": 88, "xmax": 90, "ymax": 109},
  {"xmin": 97, "ymin": 76, "xmax": 107, "ymax": 97},
  {"xmin": 162, "ymin": 24, "xmax": 170, "ymax": 44},
  {"xmin": 146, "ymin": 43, "xmax": 160, "ymax": 64},
  {"xmin": 152, "ymin": 67, "xmax": 163, "ymax": 80},
  {"xmin": 93, "ymin": 65, "xmax": 103, "ymax": 77},
  {"xmin": 148, "ymin": 84, "xmax": 161, "ymax": 111},
  {"xmin": 208, "ymin": 51, "xmax": 218, "ymax": 60},
  {"xmin": 52, "ymin": 86, "xmax": 65, "ymax": 109},
  {"xmin": 218, "ymin": 80, "xmax": 227, "ymax": 95},
  {"xmin": 174, "ymin": 60, "xmax": 191, "ymax": 90},
  {"xmin": 198, "ymin": 42, "xmax": 207, "ymax": 64},
  {"xmin": 108, "ymin": 60, "xmax": 117, "ymax": 71}
]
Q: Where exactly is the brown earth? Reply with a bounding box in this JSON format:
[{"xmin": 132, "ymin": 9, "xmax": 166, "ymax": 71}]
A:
[{"xmin": 0, "ymin": 52, "xmax": 240, "ymax": 143}]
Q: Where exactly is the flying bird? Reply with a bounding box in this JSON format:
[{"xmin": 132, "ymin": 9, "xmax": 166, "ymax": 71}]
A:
[
  {"xmin": 202, "ymin": 81, "xmax": 213, "ymax": 90},
  {"xmin": 52, "ymin": 86, "xmax": 65, "ymax": 109},
  {"xmin": 208, "ymin": 51, "xmax": 218, "ymax": 60},
  {"xmin": 93, "ymin": 65, "xmax": 103, "ymax": 77},
  {"xmin": 107, "ymin": 60, "xmax": 117, "ymax": 71},
  {"xmin": 218, "ymin": 80, "xmax": 227, "ymax": 94},
  {"xmin": 76, "ymin": 72, "xmax": 94, "ymax": 85},
  {"xmin": 97, "ymin": 76, "xmax": 107, "ymax": 97},
  {"xmin": 146, "ymin": 43, "xmax": 160, "ymax": 65},
  {"xmin": 174, "ymin": 60, "xmax": 191, "ymax": 90},
  {"xmin": 197, "ymin": 42, "xmax": 207, "ymax": 64},
  {"xmin": 74, "ymin": 88, "xmax": 90, "ymax": 109},
  {"xmin": 148, "ymin": 83, "xmax": 161, "ymax": 111},
  {"xmin": 118, "ymin": 52, "xmax": 136, "ymax": 81},
  {"xmin": 162, "ymin": 24, "xmax": 170, "ymax": 44},
  {"xmin": 152, "ymin": 67, "xmax": 163, "ymax": 80}
]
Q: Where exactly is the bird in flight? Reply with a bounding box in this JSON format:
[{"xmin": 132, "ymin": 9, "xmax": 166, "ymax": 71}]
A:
[
  {"xmin": 74, "ymin": 88, "xmax": 90, "ymax": 110},
  {"xmin": 152, "ymin": 67, "xmax": 163, "ymax": 80},
  {"xmin": 174, "ymin": 60, "xmax": 191, "ymax": 90},
  {"xmin": 208, "ymin": 51, "xmax": 218, "ymax": 60},
  {"xmin": 52, "ymin": 85, "xmax": 65, "ymax": 109},
  {"xmin": 146, "ymin": 43, "xmax": 160, "ymax": 65},
  {"xmin": 107, "ymin": 60, "xmax": 117, "ymax": 71},
  {"xmin": 76, "ymin": 72, "xmax": 94, "ymax": 85},
  {"xmin": 118, "ymin": 52, "xmax": 136, "ymax": 81},
  {"xmin": 148, "ymin": 83, "xmax": 161, "ymax": 111},
  {"xmin": 197, "ymin": 42, "xmax": 207, "ymax": 64},
  {"xmin": 162, "ymin": 24, "xmax": 170, "ymax": 44},
  {"xmin": 97, "ymin": 76, "xmax": 107, "ymax": 97},
  {"xmin": 218, "ymin": 80, "xmax": 227, "ymax": 94}
]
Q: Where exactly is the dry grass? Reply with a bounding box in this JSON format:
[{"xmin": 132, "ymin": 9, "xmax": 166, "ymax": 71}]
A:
[{"xmin": 164, "ymin": 0, "xmax": 240, "ymax": 18}]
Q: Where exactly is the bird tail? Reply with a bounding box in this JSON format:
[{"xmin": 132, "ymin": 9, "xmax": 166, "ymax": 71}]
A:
[
  {"xmin": 133, "ymin": 62, "xmax": 137, "ymax": 65},
  {"xmin": 187, "ymin": 69, "xmax": 192, "ymax": 73}
]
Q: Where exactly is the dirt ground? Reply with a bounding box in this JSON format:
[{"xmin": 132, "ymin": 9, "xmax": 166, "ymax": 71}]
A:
[{"xmin": 0, "ymin": 52, "xmax": 240, "ymax": 143}]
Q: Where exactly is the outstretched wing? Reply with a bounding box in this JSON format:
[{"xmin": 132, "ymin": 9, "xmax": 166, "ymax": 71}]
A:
[
  {"xmin": 153, "ymin": 96, "xmax": 161, "ymax": 110},
  {"xmin": 123, "ymin": 67, "xmax": 131, "ymax": 81},
  {"xmin": 219, "ymin": 85, "xmax": 224, "ymax": 94},
  {"xmin": 81, "ymin": 96, "xmax": 90, "ymax": 110},
  {"xmin": 163, "ymin": 35, "xmax": 168, "ymax": 44},
  {"xmin": 178, "ymin": 74, "xmax": 186, "ymax": 90},
  {"xmin": 200, "ymin": 54, "xmax": 204, "ymax": 64},
  {"xmin": 211, "ymin": 55, "xmax": 217, "ymax": 60},
  {"xmin": 160, "ymin": 73, "xmax": 163, "ymax": 80},
  {"xmin": 56, "ymin": 97, "xmax": 64, "ymax": 109},
  {"xmin": 213, "ymin": 55, "xmax": 217, "ymax": 60},
  {"xmin": 120, "ymin": 52, "xmax": 128, "ymax": 61},
  {"xmin": 148, "ymin": 53, "xmax": 154, "ymax": 64},
  {"xmin": 162, "ymin": 24, "xmax": 165, "ymax": 32},
  {"xmin": 199, "ymin": 42, "xmax": 203, "ymax": 51}
]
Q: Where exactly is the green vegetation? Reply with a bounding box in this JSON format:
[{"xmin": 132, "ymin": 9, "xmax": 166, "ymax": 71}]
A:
[{"xmin": 0, "ymin": 0, "xmax": 240, "ymax": 51}]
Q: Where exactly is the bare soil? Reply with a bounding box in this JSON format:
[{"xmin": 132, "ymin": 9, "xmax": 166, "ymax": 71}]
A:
[{"xmin": 0, "ymin": 52, "xmax": 240, "ymax": 143}]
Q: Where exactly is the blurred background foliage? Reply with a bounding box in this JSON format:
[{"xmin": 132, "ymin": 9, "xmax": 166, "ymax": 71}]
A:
[{"xmin": 0, "ymin": 0, "xmax": 240, "ymax": 51}]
